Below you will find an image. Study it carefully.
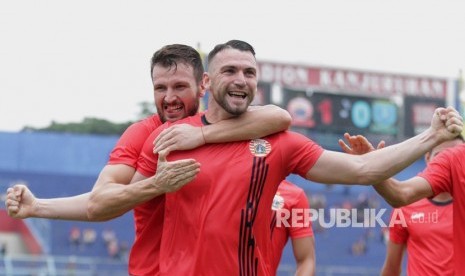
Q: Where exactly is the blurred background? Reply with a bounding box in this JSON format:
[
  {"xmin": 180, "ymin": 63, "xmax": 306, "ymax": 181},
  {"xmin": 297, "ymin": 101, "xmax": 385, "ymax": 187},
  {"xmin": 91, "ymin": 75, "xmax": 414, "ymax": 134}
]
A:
[{"xmin": 1, "ymin": 0, "xmax": 465, "ymax": 275}]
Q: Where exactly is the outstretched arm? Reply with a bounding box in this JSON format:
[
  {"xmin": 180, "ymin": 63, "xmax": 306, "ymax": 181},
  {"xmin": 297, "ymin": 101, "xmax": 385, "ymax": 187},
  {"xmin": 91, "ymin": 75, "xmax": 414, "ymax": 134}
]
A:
[
  {"xmin": 5, "ymin": 155, "xmax": 199, "ymax": 222},
  {"xmin": 338, "ymin": 132, "xmax": 434, "ymax": 207},
  {"xmin": 87, "ymin": 152, "xmax": 200, "ymax": 221},
  {"xmin": 153, "ymin": 104, "xmax": 291, "ymax": 154},
  {"xmin": 6, "ymin": 184, "xmax": 90, "ymax": 221},
  {"xmin": 305, "ymin": 107, "xmax": 462, "ymax": 185}
]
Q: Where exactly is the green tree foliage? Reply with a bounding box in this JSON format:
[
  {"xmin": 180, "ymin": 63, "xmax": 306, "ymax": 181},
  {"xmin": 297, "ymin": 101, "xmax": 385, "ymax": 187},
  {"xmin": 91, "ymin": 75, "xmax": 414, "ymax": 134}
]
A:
[
  {"xmin": 23, "ymin": 117, "xmax": 133, "ymax": 136},
  {"xmin": 22, "ymin": 101, "xmax": 156, "ymax": 135}
]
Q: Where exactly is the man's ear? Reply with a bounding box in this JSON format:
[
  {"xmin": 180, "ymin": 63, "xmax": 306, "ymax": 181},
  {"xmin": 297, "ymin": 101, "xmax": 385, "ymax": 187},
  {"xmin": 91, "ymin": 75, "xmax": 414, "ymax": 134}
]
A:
[
  {"xmin": 424, "ymin": 152, "xmax": 431, "ymax": 163},
  {"xmin": 199, "ymin": 83, "xmax": 206, "ymax": 97},
  {"xmin": 202, "ymin": 72, "xmax": 210, "ymax": 91}
]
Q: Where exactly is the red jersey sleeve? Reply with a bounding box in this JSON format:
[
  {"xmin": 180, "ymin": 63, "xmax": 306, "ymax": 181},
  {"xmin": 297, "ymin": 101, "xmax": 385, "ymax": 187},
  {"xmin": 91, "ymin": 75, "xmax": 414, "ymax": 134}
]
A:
[
  {"xmin": 136, "ymin": 128, "xmax": 164, "ymax": 177},
  {"xmin": 388, "ymin": 208, "xmax": 408, "ymax": 244},
  {"xmin": 418, "ymin": 148, "xmax": 454, "ymax": 196},
  {"xmin": 108, "ymin": 115, "xmax": 162, "ymax": 168},
  {"xmin": 279, "ymin": 131, "xmax": 324, "ymax": 177},
  {"xmin": 288, "ymin": 189, "xmax": 313, "ymax": 239}
]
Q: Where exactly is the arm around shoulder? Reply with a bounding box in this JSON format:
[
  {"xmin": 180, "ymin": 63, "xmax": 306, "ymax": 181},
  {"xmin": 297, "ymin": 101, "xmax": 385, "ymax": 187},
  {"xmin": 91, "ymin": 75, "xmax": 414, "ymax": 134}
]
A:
[{"xmin": 202, "ymin": 104, "xmax": 291, "ymax": 143}]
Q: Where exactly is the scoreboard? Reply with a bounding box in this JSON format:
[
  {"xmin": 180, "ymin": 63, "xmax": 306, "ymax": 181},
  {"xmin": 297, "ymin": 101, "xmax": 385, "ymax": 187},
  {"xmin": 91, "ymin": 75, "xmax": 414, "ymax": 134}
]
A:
[
  {"xmin": 282, "ymin": 88, "xmax": 398, "ymax": 136},
  {"xmin": 254, "ymin": 61, "xmax": 448, "ymax": 144}
]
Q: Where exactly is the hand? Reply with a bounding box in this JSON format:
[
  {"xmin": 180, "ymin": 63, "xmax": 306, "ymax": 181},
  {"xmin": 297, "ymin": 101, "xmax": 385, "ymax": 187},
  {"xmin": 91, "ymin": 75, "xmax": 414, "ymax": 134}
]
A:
[
  {"xmin": 338, "ymin": 132, "xmax": 385, "ymax": 155},
  {"xmin": 432, "ymin": 106, "xmax": 463, "ymax": 141},
  {"xmin": 153, "ymin": 124, "xmax": 205, "ymax": 155},
  {"xmin": 5, "ymin": 184, "xmax": 37, "ymax": 219},
  {"xmin": 150, "ymin": 151, "xmax": 200, "ymax": 194}
]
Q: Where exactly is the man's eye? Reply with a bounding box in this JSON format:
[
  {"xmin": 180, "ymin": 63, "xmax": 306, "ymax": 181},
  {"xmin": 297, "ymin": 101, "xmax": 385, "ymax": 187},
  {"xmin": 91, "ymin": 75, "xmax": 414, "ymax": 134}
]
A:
[{"xmin": 245, "ymin": 71, "xmax": 256, "ymax": 77}]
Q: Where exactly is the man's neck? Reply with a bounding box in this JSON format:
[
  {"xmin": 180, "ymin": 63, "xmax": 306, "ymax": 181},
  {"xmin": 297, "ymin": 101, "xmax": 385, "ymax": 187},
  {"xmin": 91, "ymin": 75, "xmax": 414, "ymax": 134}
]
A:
[
  {"xmin": 431, "ymin": 192, "xmax": 452, "ymax": 203},
  {"xmin": 204, "ymin": 100, "xmax": 235, "ymax": 124}
]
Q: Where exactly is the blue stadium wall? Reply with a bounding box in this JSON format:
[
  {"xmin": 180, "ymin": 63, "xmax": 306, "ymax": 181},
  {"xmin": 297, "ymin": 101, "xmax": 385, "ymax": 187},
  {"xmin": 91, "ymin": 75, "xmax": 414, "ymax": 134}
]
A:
[
  {"xmin": 0, "ymin": 131, "xmax": 135, "ymax": 257},
  {"xmin": 0, "ymin": 131, "xmax": 118, "ymax": 176}
]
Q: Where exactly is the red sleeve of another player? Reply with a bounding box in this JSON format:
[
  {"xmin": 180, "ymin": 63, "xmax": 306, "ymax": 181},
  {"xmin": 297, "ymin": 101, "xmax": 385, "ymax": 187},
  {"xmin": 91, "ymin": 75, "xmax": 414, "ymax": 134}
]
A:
[
  {"xmin": 418, "ymin": 149, "xmax": 453, "ymax": 196},
  {"xmin": 136, "ymin": 129, "xmax": 162, "ymax": 177},
  {"xmin": 289, "ymin": 190, "xmax": 314, "ymax": 239},
  {"xmin": 388, "ymin": 208, "xmax": 408, "ymax": 244},
  {"xmin": 108, "ymin": 121, "xmax": 152, "ymax": 168},
  {"xmin": 279, "ymin": 132, "xmax": 324, "ymax": 177}
]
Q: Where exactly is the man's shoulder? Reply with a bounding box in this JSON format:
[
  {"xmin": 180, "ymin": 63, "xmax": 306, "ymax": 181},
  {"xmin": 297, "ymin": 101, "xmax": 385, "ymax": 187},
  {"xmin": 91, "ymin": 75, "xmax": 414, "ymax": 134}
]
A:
[
  {"xmin": 279, "ymin": 180, "xmax": 305, "ymax": 194},
  {"xmin": 160, "ymin": 113, "xmax": 203, "ymax": 129},
  {"xmin": 172, "ymin": 113, "xmax": 203, "ymax": 126},
  {"xmin": 260, "ymin": 130, "xmax": 302, "ymax": 141},
  {"xmin": 129, "ymin": 114, "xmax": 163, "ymax": 132},
  {"xmin": 265, "ymin": 130, "xmax": 319, "ymax": 149},
  {"xmin": 277, "ymin": 181, "xmax": 307, "ymax": 204},
  {"xmin": 435, "ymin": 142, "xmax": 465, "ymax": 160},
  {"xmin": 151, "ymin": 113, "xmax": 203, "ymax": 135},
  {"xmin": 400, "ymin": 198, "xmax": 431, "ymax": 211}
]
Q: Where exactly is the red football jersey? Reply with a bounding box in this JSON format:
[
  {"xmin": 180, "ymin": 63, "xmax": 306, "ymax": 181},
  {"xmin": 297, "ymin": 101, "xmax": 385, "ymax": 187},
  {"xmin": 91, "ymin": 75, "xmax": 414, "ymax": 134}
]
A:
[
  {"xmin": 107, "ymin": 114, "xmax": 164, "ymax": 276},
  {"xmin": 137, "ymin": 113, "xmax": 323, "ymax": 276},
  {"xmin": 389, "ymin": 198, "xmax": 453, "ymax": 275},
  {"xmin": 419, "ymin": 143, "xmax": 465, "ymax": 275},
  {"xmin": 270, "ymin": 180, "xmax": 313, "ymax": 274}
]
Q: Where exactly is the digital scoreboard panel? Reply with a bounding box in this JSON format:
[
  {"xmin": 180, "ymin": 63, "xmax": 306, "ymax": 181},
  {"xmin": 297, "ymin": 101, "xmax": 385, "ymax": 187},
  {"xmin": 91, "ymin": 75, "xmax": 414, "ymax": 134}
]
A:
[
  {"xmin": 255, "ymin": 83, "xmax": 398, "ymax": 138},
  {"xmin": 255, "ymin": 62, "xmax": 449, "ymax": 144},
  {"xmin": 282, "ymin": 88, "xmax": 398, "ymax": 136}
]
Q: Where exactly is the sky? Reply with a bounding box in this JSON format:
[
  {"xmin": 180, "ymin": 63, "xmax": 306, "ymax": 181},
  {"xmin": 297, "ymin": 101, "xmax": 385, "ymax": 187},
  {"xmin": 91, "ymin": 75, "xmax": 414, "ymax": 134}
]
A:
[{"xmin": 1, "ymin": 0, "xmax": 465, "ymax": 132}]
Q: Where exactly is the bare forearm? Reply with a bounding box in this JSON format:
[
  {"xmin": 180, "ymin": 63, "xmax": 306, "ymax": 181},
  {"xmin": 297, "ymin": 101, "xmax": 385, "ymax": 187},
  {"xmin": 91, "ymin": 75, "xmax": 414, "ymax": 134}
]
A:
[
  {"xmin": 292, "ymin": 237, "xmax": 315, "ymax": 276},
  {"xmin": 374, "ymin": 177, "xmax": 433, "ymax": 208},
  {"xmin": 381, "ymin": 266, "xmax": 401, "ymax": 276},
  {"xmin": 202, "ymin": 105, "xmax": 291, "ymax": 142},
  {"xmin": 309, "ymin": 128, "xmax": 444, "ymax": 185},
  {"xmin": 373, "ymin": 178, "xmax": 408, "ymax": 208},
  {"xmin": 381, "ymin": 243, "xmax": 404, "ymax": 276},
  {"xmin": 87, "ymin": 177, "xmax": 164, "ymax": 221},
  {"xmin": 295, "ymin": 259, "xmax": 315, "ymax": 276},
  {"xmin": 358, "ymin": 128, "xmax": 441, "ymax": 184},
  {"xmin": 35, "ymin": 193, "xmax": 91, "ymax": 221},
  {"xmin": 87, "ymin": 158, "xmax": 199, "ymax": 221}
]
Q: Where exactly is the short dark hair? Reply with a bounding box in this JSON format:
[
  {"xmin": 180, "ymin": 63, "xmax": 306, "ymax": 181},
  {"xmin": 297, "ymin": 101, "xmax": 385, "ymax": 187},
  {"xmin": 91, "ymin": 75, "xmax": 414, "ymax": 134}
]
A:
[
  {"xmin": 207, "ymin": 40, "xmax": 255, "ymax": 67},
  {"xmin": 150, "ymin": 44, "xmax": 204, "ymax": 84}
]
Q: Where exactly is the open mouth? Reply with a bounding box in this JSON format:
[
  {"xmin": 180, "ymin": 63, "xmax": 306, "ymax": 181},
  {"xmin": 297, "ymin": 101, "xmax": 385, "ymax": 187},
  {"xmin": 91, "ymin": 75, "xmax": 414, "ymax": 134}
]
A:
[
  {"xmin": 164, "ymin": 103, "xmax": 183, "ymax": 111},
  {"xmin": 228, "ymin": 92, "xmax": 247, "ymax": 99}
]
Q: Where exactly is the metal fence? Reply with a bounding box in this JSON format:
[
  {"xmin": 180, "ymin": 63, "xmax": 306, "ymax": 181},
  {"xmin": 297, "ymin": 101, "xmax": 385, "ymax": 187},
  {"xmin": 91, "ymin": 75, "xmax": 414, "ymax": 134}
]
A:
[
  {"xmin": 0, "ymin": 254, "xmax": 382, "ymax": 276},
  {"xmin": 0, "ymin": 254, "xmax": 127, "ymax": 276}
]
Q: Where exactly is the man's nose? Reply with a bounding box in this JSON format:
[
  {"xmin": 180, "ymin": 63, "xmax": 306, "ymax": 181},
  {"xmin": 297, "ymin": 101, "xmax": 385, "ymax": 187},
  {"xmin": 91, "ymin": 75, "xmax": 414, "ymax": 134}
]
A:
[
  {"xmin": 233, "ymin": 72, "xmax": 247, "ymax": 87},
  {"xmin": 165, "ymin": 88, "xmax": 177, "ymax": 102}
]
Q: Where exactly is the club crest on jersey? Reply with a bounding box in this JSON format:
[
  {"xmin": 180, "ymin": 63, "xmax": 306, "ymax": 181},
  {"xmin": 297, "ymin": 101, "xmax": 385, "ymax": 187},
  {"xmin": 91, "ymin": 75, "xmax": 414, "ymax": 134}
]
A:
[
  {"xmin": 249, "ymin": 139, "xmax": 271, "ymax": 157},
  {"xmin": 411, "ymin": 212, "xmax": 425, "ymax": 220},
  {"xmin": 272, "ymin": 193, "xmax": 285, "ymax": 210}
]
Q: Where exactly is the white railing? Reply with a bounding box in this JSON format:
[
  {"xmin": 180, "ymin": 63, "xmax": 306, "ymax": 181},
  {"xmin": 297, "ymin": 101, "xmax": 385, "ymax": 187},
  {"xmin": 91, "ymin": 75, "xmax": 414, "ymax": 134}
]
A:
[
  {"xmin": 278, "ymin": 264, "xmax": 379, "ymax": 276},
  {"xmin": 0, "ymin": 254, "xmax": 380, "ymax": 276},
  {"xmin": 0, "ymin": 254, "xmax": 127, "ymax": 276}
]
